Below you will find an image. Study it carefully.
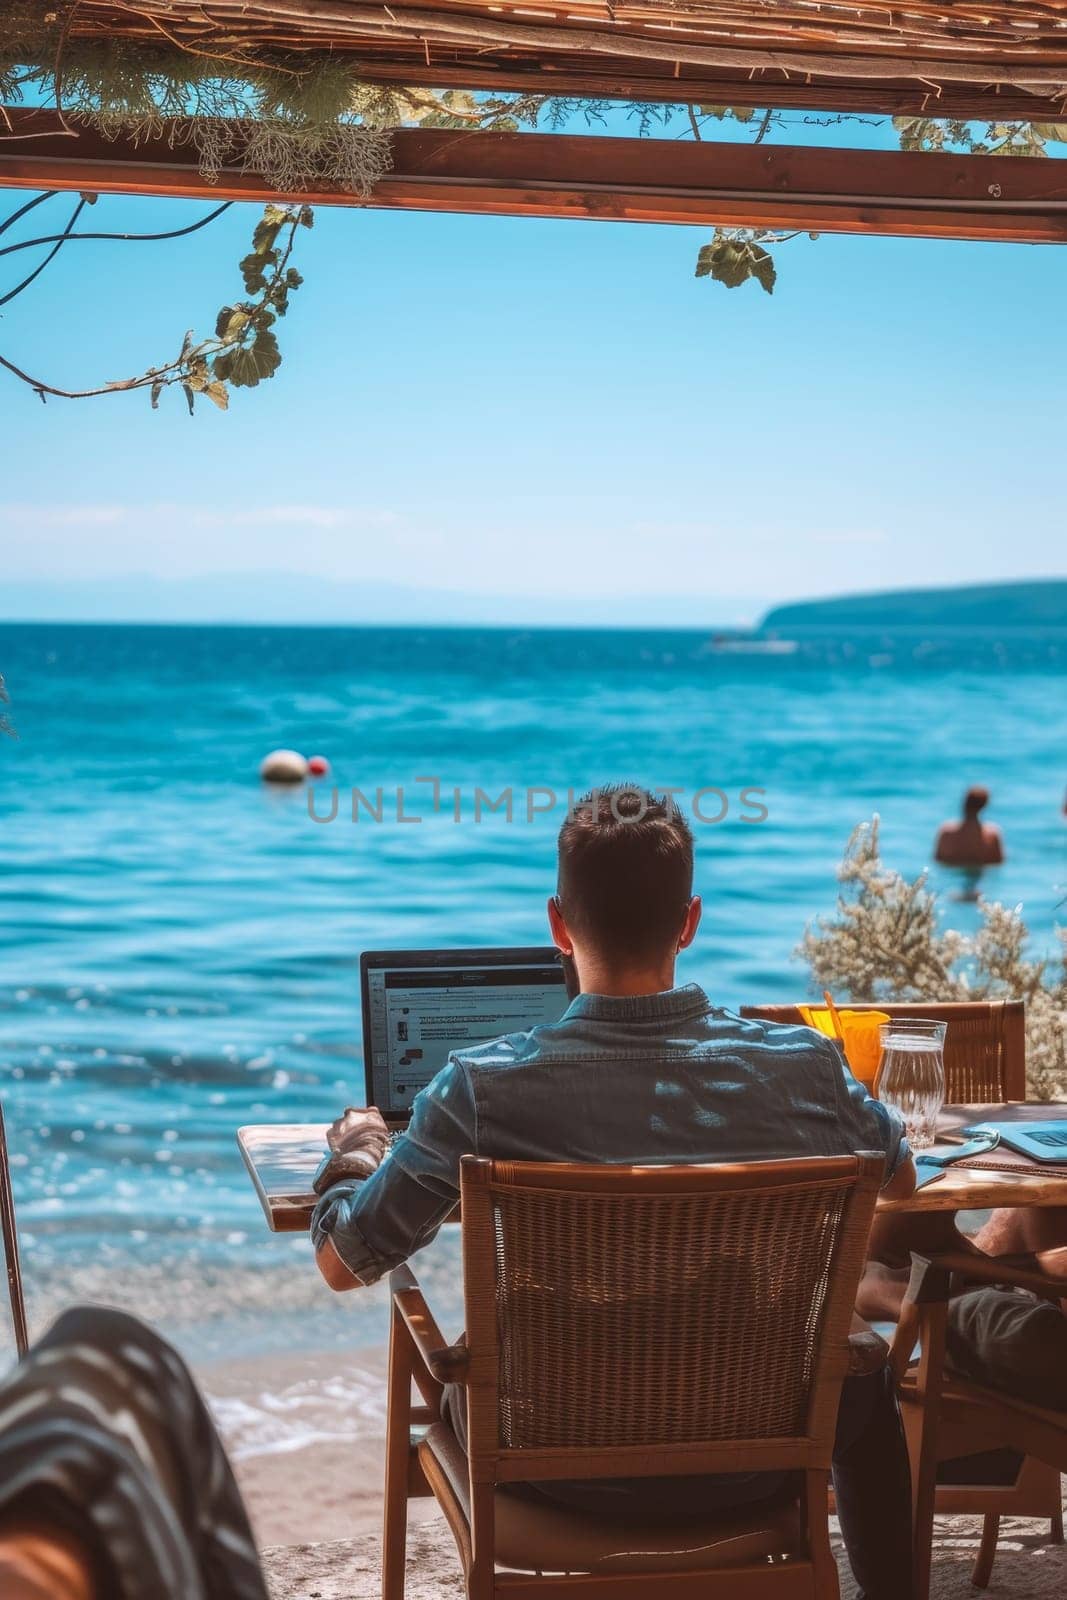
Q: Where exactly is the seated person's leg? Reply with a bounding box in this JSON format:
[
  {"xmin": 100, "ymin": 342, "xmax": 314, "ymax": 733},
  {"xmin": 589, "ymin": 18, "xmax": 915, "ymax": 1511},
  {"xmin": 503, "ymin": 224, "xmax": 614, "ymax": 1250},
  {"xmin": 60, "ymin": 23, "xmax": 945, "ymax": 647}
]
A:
[
  {"xmin": 0, "ymin": 1305, "xmax": 269, "ymax": 1600},
  {"xmin": 860, "ymin": 1204, "xmax": 1067, "ymax": 1323},
  {"xmin": 0, "ymin": 1525, "xmax": 95, "ymax": 1600},
  {"xmin": 972, "ymin": 1206, "xmax": 1067, "ymax": 1293},
  {"xmin": 856, "ymin": 1258, "xmax": 911, "ymax": 1323},
  {"xmin": 948, "ymin": 1287, "xmax": 1067, "ymax": 1409},
  {"xmin": 832, "ymin": 1368, "xmax": 914, "ymax": 1600}
]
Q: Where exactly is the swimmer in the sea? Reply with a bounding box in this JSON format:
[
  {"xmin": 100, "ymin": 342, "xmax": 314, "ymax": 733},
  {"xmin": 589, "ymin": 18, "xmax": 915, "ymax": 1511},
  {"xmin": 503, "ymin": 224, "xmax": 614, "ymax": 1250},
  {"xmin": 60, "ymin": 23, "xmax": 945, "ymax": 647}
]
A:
[{"xmin": 934, "ymin": 785, "xmax": 1004, "ymax": 868}]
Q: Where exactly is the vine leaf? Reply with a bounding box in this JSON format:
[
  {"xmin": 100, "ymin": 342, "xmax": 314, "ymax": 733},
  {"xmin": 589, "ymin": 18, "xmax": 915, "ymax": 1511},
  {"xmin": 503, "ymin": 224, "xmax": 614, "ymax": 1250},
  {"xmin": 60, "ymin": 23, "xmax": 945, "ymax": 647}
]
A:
[
  {"xmin": 239, "ymin": 253, "xmax": 269, "ymax": 295},
  {"xmin": 698, "ymin": 105, "xmax": 755, "ymax": 123},
  {"xmin": 240, "ymin": 205, "xmax": 289, "ymax": 292},
  {"xmin": 215, "ymin": 304, "xmax": 251, "ymax": 342},
  {"xmin": 752, "ymin": 251, "xmax": 776, "ymax": 294},
  {"xmin": 213, "ymin": 327, "xmax": 281, "ymax": 387},
  {"xmin": 695, "ymin": 237, "xmax": 776, "ymax": 294}
]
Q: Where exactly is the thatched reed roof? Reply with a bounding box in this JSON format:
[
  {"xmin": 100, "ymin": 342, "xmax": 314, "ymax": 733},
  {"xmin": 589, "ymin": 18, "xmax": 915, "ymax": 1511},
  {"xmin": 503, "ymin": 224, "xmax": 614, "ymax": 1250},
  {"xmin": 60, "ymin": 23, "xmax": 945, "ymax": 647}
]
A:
[
  {"xmin": 6, "ymin": 5, "xmax": 1067, "ymax": 246},
  {"xmin": 58, "ymin": 1, "xmax": 1067, "ymax": 121}
]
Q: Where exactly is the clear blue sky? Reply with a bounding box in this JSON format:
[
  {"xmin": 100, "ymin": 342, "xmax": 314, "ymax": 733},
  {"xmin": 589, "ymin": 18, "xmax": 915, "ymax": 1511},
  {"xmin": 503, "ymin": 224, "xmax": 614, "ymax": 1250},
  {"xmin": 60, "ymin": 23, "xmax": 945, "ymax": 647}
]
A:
[{"xmin": 2, "ymin": 119, "xmax": 1065, "ymax": 625}]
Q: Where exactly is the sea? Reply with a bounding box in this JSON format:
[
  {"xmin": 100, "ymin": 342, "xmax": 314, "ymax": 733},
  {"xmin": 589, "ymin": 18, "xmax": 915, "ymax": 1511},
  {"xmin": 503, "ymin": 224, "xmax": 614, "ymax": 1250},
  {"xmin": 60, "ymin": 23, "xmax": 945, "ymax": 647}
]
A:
[{"xmin": 1, "ymin": 621, "xmax": 1066, "ymax": 1366}]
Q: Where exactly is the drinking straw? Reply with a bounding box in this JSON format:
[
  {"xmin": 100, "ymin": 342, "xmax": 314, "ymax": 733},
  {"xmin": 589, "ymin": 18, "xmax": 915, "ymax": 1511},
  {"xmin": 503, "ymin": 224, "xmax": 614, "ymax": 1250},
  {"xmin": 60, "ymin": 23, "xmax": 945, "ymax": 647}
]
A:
[{"xmin": 822, "ymin": 990, "xmax": 846, "ymax": 1041}]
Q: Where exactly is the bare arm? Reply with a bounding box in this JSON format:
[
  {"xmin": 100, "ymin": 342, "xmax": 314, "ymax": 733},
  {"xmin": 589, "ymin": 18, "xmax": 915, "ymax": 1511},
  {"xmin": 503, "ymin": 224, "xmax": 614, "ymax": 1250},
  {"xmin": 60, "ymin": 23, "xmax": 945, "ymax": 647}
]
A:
[
  {"xmin": 880, "ymin": 1152, "xmax": 917, "ymax": 1202},
  {"xmin": 316, "ymin": 1233, "xmax": 364, "ymax": 1291}
]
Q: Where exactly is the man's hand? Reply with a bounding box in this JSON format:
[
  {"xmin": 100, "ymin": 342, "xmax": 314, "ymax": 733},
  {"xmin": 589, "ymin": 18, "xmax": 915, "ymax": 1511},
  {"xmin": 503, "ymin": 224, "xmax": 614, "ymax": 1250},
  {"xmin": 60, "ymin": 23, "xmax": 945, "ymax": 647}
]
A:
[{"xmin": 325, "ymin": 1106, "xmax": 390, "ymax": 1179}]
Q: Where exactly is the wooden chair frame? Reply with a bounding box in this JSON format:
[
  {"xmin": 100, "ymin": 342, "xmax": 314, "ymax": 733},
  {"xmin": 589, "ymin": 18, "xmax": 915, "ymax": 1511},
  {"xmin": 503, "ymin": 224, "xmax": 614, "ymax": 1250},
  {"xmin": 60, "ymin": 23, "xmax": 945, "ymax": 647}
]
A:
[
  {"xmin": 383, "ymin": 1153, "xmax": 885, "ymax": 1600},
  {"xmin": 892, "ymin": 1251, "xmax": 1066, "ymax": 1597},
  {"xmin": 0, "ymin": 1103, "xmax": 28, "ymax": 1357},
  {"xmin": 739, "ymin": 1000, "xmax": 1026, "ymax": 1104}
]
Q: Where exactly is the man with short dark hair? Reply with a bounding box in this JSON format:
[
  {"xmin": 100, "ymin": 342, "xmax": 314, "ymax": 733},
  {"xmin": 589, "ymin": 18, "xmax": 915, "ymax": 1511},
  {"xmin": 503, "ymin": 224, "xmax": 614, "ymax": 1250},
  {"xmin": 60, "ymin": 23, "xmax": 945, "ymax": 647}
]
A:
[
  {"xmin": 551, "ymin": 784, "xmax": 699, "ymax": 995},
  {"xmin": 313, "ymin": 784, "xmax": 916, "ymax": 1600}
]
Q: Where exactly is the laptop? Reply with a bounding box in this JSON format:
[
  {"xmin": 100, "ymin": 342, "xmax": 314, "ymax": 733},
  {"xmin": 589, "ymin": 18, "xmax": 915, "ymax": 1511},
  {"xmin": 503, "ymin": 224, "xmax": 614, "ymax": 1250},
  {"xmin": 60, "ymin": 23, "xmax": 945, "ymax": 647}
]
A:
[
  {"xmin": 361, "ymin": 947, "xmax": 570, "ymax": 1129},
  {"xmin": 964, "ymin": 1120, "xmax": 1067, "ymax": 1164}
]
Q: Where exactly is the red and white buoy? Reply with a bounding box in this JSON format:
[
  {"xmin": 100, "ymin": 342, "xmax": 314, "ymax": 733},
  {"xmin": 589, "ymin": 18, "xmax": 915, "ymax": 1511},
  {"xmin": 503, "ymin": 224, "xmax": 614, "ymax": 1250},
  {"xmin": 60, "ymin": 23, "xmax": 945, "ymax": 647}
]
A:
[{"xmin": 259, "ymin": 749, "xmax": 309, "ymax": 784}]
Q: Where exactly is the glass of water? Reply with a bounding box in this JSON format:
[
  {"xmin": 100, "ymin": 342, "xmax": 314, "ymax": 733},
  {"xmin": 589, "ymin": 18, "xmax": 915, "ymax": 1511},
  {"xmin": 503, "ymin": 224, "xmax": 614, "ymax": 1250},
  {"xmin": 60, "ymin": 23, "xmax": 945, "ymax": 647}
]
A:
[{"xmin": 876, "ymin": 1020, "xmax": 947, "ymax": 1150}]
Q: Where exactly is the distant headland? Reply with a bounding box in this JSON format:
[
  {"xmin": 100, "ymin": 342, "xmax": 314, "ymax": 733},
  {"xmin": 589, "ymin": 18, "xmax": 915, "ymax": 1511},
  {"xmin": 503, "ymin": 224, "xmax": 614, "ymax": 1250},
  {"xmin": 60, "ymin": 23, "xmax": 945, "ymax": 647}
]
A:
[{"xmin": 761, "ymin": 578, "xmax": 1067, "ymax": 631}]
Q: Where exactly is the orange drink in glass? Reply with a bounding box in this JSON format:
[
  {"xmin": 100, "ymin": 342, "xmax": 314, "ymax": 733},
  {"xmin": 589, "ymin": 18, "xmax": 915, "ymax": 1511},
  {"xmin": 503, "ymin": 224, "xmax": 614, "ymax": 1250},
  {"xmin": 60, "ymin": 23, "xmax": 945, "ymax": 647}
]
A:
[{"xmin": 800, "ymin": 1007, "xmax": 890, "ymax": 1093}]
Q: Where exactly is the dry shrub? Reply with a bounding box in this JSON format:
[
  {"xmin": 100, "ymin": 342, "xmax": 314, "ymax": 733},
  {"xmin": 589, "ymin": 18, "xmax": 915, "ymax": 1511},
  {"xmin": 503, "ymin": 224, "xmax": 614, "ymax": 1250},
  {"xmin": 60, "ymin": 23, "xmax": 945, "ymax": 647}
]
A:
[{"xmin": 799, "ymin": 817, "xmax": 1067, "ymax": 1096}]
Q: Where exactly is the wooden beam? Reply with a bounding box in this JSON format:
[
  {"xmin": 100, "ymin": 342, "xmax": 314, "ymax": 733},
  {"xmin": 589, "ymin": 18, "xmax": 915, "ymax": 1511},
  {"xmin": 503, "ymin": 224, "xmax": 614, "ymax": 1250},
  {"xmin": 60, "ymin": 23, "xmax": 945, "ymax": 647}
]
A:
[
  {"xmin": 349, "ymin": 59, "xmax": 1067, "ymax": 124},
  {"xmin": 2, "ymin": 110, "xmax": 1066, "ymax": 244}
]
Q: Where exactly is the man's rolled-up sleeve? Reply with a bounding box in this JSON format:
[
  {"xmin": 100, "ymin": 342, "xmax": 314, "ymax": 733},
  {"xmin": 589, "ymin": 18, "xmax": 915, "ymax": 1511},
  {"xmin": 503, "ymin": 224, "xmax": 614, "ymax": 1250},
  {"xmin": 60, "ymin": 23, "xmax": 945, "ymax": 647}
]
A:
[{"xmin": 311, "ymin": 1056, "xmax": 477, "ymax": 1285}]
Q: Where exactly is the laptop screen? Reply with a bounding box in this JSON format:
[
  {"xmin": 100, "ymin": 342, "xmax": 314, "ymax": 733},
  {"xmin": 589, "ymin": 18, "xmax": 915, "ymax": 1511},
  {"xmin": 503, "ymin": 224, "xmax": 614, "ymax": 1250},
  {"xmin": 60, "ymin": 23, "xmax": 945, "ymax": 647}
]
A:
[{"xmin": 361, "ymin": 948, "xmax": 569, "ymax": 1122}]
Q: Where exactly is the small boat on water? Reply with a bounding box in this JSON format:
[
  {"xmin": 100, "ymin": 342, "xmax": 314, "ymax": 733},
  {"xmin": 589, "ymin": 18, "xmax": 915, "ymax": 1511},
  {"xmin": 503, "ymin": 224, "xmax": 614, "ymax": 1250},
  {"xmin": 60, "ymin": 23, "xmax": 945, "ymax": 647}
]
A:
[{"xmin": 707, "ymin": 634, "xmax": 800, "ymax": 655}]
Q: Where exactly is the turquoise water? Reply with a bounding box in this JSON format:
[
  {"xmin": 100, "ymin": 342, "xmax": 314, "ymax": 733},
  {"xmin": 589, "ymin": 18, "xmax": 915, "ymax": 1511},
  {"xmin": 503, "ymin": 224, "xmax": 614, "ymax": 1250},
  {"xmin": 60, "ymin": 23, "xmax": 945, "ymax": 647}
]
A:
[{"xmin": 1, "ymin": 622, "xmax": 1065, "ymax": 1350}]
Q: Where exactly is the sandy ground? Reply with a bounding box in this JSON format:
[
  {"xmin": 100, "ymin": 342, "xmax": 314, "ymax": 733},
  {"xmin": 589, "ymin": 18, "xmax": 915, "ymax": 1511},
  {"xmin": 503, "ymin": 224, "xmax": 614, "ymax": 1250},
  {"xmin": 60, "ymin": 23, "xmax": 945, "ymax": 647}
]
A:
[
  {"xmin": 206, "ymin": 1346, "xmax": 1067, "ymax": 1598},
  {"xmin": 204, "ymin": 1343, "xmax": 436, "ymax": 1545},
  {"xmin": 259, "ymin": 1513, "xmax": 1067, "ymax": 1599}
]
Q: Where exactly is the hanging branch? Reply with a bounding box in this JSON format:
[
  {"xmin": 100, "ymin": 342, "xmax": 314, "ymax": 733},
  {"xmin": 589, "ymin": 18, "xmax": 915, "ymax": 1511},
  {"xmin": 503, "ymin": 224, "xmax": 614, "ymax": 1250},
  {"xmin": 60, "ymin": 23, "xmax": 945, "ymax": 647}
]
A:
[
  {"xmin": 683, "ymin": 106, "xmax": 800, "ymax": 294},
  {"xmin": 690, "ymin": 101, "xmax": 1067, "ymax": 292},
  {"xmin": 0, "ymin": 189, "xmax": 58, "ymax": 240},
  {"xmin": 0, "ymin": 199, "xmax": 312, "ymax": 411},
  {"xmin": 0, "ymin": 194, "xmax": 87, "ymax": 308},
  {"xmin": 0, "ymin": 199, "xmax": 233, "ymax": 259},
  {"xmin": 753, "ymin": 107, "xmax": 775, "ymax": 144}
]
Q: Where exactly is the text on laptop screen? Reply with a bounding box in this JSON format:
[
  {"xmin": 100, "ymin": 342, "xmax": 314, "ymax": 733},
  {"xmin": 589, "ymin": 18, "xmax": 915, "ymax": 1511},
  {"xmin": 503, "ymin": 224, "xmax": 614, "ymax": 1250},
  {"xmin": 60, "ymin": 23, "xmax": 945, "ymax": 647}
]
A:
[{"xmin": 364, "ymin": 957, "xmax": 568, "ymax": 1119}]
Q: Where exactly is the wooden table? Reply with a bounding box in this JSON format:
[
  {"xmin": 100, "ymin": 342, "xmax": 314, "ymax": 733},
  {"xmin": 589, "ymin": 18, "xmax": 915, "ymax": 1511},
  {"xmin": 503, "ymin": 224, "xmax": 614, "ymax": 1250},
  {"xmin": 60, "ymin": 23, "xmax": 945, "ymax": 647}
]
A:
[
  {"xmin": 238, "ymin": 1123, "xmax": 330, "ymax": 1232},
  {"xmin": 879, "ymin": 1103, "xmax": 1067, "ymax": 1214},
  {"xmin": 238, "ymin": 1103, "xmax": 1067, "ymax": 1235}
]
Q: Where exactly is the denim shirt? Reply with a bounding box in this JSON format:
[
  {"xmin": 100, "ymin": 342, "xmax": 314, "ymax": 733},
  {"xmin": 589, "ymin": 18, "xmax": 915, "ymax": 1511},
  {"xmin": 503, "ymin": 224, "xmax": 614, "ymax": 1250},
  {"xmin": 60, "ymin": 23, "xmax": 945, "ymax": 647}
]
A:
[{"xmin": 311, "ymin": 984, "xmax": 908, "ymax": 1285}]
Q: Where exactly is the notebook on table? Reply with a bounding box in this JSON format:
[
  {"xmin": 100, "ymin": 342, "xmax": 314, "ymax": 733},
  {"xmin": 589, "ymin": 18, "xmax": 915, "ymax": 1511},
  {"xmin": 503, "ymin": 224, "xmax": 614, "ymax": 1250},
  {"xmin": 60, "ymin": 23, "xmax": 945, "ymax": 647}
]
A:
[{"xmin": 962, "ymin": 1121, "xmax": 1067, "ymax": 1174}]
